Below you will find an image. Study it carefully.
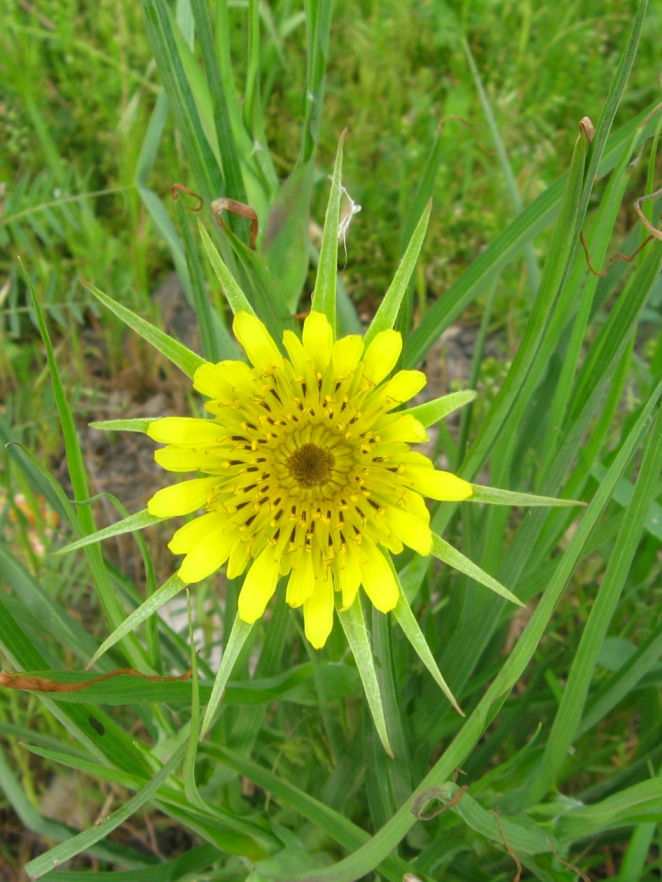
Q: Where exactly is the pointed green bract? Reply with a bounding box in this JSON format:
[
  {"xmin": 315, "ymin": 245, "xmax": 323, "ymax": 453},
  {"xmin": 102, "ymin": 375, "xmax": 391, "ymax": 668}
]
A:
[
  {"xmin": 55, "ymin": 509, "xmax": 163, "ymax": 557},
  {"xmin": 89, "ymin": 418, "xmax": 153, "ymax": 433},
  {"xmin": 364, "ymin": 199, "xmax": 432, "ymax": 346},
  {"xmin": 337, "ymin": 596, "xmax": 393, "ymax": 758},
  {"xmin": 389, "ymin": 564, "xmax": 463, "ymax": 715},
  {"xmin": 87, "ymin": 574, "xmax": 186, "ymax": 669},
  {"xmin": 312, "ymin": 132, "xmax": 345, "ymax": 335},
  {"xmin": 198, "ymin": 220, "xmax": 256, "ymax": 316},
  {"xmin": 468, "ymin": 485, "xmax": 584, "ymax": 508},
  {"xmin": 406, "ymin": 390, "xmax": 477, "ymax": 427},
  {"xmin": 200, "ymin": 613, "xmax": 254, "ymax": 738},
  {"xmin": 431, "ymin": 533, "xmax": 524, "ymax": 607},
  {"xmin": 84, "ymin": 282, "xmax": 205, "ymax": 379}
]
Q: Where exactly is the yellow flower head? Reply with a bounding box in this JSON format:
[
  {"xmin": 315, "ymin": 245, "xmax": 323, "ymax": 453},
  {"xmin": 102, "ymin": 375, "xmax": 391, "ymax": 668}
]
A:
[{"xmin": 146, "ymin": 310, "xmax": 472, "ymax": 649}]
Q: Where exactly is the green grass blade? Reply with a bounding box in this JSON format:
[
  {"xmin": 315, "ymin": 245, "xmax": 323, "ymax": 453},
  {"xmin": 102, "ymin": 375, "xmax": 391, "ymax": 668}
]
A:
[
  {"xmin": 87, "ymin": 574, "xmax": 186, "ymax": 669},
  {"xmin": 142, "ymin": 0, "xmax": 224, "ymax": 201},
  {"xmin": 555, "ymin": 777, "xmax": 662, "ymax": 843},
  {"xmin": 25, "ymin": 270, "xmax": 148, "ymax": 669},
  {"xmin": 337, "ymin": 596, "xmax": 393, "ymax": 758},
  {"xmin": 263, "ymin": 158, "xmax": 315, "ymax": 311},
  {"xmin": 200, "ymin": 613, "xmax": 254, "ymax": 737},
  {"xmin": 403, "ymin": 100, "xmax": 660, "ymax": 369},
  {"xmin": 189, "ymin": 0, "xmax": 245, "ymax": 203},
  {"xmin": 370, "ymin": 602, "xmax": 413, "ymax": 810},
  {"xmin": 0, "ymin": 546, "xmax": 99, "ymax": 665},
  {"xmin": 577, "ymin": 0, "xmax": 649, "ymax": 223},
  {"xmin": 0, "ymin": 746, "xmax": 148, "ymax": 871},
  {"xmin": 457, "ymin": 124, "xmax": 589, "ymax": 482},
  {"xmin": 205, "ymin": 744, "xmax": 425, "ymax": 882},
  {"xmin": 364, "ymin": 199, "xmax": 432, "ymax": 345},
  {"xmin": 431, "ymin": 532, "xmax": 523, "ymax": 607},
  {"xmin": 311, "ymin": 132, "xmax": 345, "ymax": 334},
  {"xmin": 615, "ymin": 822, "xmax": 657, "ymax": 882},
  {"xmin": 526, "ymin": 406, "xmax": 662, "ymax": 803},
  {"xmin": 25, "ymin": 744, "xmax": 187, "ymax": 879},
  {"xmin": 55, "ymin": 509, "xmax": 163, "ymax": 556},
  {"xmin": 0, "ymin": 594, "xmax": 152, "ymax": 776},
  {"xmin": 579, "ymin": 618, "xmax": 662, "ymax": 737},
  {"xmin": 39, "ymin": 845, "xmax": 220, "ymax": 882},
  {"xmin": 173, "ymin": 197, "xmax": 222, "ymax": 362},
  {"xmin": 84, "ymin": 282, "xmax": 205, "ymax": 378},
  {"xmin": 198, "ymin": 219, "xmax": 255, "ymax": 315},
  {"xmin": 463, "ymin": 38, "xmax": 539, "ymax": 297},
  {"xmin": 299, "ymin": 0, "xmax": 334, "ymax": 164}
]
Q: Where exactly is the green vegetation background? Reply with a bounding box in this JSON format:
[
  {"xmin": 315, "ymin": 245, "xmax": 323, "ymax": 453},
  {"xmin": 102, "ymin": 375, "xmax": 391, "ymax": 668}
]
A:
[{"xmin": 3, "ymin": 1, "xmax": 662, "ymax": 880}]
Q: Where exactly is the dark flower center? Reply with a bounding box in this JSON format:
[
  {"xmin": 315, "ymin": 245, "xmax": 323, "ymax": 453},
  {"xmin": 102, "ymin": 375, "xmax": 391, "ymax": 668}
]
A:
[{"xmin": 287, "ymin": 443, "xmax": 335, "ymax": 488}]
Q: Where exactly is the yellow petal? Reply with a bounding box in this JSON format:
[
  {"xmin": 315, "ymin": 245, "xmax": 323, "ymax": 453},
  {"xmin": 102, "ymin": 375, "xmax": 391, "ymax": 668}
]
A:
[
  {"xmin": 383, "ymin": 370, "xmax": 427, "ymax": 405},
  {"xmin": 227, "ymin": 538, "xmax": 250, "ymax": 579},
  {"xmin": 405, "ymin": 468, "xmax": 473, "ymax": 501},
  {"xmin": 302, "ymin": 311, "xmax": 334, "ymax": 374},
  {"xmin": 238, "ymin": 546, "xmax": 281, "ymax": 623},
  {"xmin": 233, "ymin": 312, "xmax": 282, "ymax": 372},
  {"xmin": 338, "ymin": 542, "xmax": 362, "ymax": 610},
  {"xmin": 400, "ymin": 487, "xmax": 430, "ymax": 524},
  {"xmin": 168, "ymin": 512, "xmax": 227, "ymax": 554},
  {"xmin": 362, "ymin": 330, "xmax": 402, "ymax": 385},
  {"xmin": 154, "ymin": 446, "xmax": 226, "ymax": 473},
  {"xmin": 331, "ymin": 335, "xmax": 364, "ymax": 377},
  {"xmin": 178, "ymin": 528, "xmax": 237, "ymax": 583},
  {"xmin": 286, "ymin": 550, "xmax": 314, "ymax": 608},
  {"xmin": 376, "ymin": 414, "xmax": 428, "ymax": 444},
  {"xmin": 147, "ymin": 477, "xmax": 218, "ymax": 517},
  {"xmin": 303, "ymin": 574, "xmax": 335, "ymax": 649},
  {"xmin": 148, "ymin": 417, "xmax": 224, "ymax": 448},
  {"xmin": 193, "ymin": 360, "xmax": 254, "ymax": 399},
  {"xmin": 359, "ymin": 541, "xmax": 399, "ymax": 613},
  {"xmin": 282, "ymin": 330, "xmax": 307, "ymax": 376},
  {"xmin": 383, "ymin": 507, "xmax": 432, "ymax": 555}
]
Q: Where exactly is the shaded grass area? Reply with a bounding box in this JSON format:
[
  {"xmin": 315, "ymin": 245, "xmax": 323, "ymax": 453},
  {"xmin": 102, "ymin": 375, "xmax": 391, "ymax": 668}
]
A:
[{"xmin": 1, "ymin": 1, "xmax": 662, "ymax": 880}]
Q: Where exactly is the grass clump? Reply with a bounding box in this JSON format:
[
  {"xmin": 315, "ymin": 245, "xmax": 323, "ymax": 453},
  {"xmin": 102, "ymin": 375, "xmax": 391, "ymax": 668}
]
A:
[{"xmin": 1, "ymin": 1, "xmax": 662, "ymax": 881}]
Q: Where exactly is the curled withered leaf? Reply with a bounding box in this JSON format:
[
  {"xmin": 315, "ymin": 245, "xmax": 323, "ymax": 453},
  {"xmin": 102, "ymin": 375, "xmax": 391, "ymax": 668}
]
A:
[
  {"xmin": 211, "ymin": 197, "xmax": 259, "ymax": 249},
  {"xmin": 0, "ymin": 667, "xmax": 192, "ymax": 694},
  {"xmin": 170, "ymin": 183, "xmax": 204, "ymax": 212},
  {"xmin": 410, "ymin": 784, "xmax": 468, "ymax": 821},
  {"xmin": 489, "ymin": 810, "xmax": 522, "ymax": 882},
  {"xmin": 579, "ymin": 116, "xmax": 595, "ymax": 142},
  {"xmin": 634, "ymin": 185, "xmax": 662, "ymax": 241},
  {"xmin": 579, "ymin": 229, "xmax": 653, "ymax": 277}
]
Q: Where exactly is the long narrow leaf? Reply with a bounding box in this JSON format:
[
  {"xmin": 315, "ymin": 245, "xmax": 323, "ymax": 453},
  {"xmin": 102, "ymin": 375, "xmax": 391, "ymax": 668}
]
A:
[
  {"xmin": 200, "ymin": 613, "xmax": 254, "ymax": 737},
  {"xmin": 312, "ymin": 132, "xmax": 345, "ymax": 333},
  {"xmin": 84, "ymin": 282, "xmax": 205, "ymax": 378},
  {"xmin": 198, "ymin": 220, "xmax": 255, "ymax": 315},
  {"xmin": 56, "ymin": 509, "xmax": 163, "ymax": 556},
  {"xmin": 364, "ymin": 199, "xmax": 432, "ymax": 345},
  {"xmin": 431, "ymin": 533, "xmax": 523, "ymax": 607},
  {"xmin": 337, "ymin": 597, "xmax": 393, "ymax": 758},
  {"xmin": 87, "ymin": 574, "xmax": 186, "ymax": 669}
]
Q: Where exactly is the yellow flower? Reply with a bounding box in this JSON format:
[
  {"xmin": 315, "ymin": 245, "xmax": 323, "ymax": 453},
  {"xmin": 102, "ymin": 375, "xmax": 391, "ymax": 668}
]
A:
[{"xmin": 146, "ymin": 310, "xmax": 472, "ymax": 649}]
